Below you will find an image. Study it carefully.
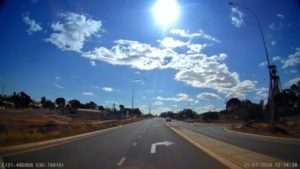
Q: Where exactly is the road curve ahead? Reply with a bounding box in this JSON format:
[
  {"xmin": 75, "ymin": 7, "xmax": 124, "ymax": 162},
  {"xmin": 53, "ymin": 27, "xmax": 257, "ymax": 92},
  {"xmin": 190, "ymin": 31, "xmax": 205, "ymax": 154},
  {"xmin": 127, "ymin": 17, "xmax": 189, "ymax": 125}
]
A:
[{"xmin": 2, "ymin": 118, "xmax": 227, "ymax": 169}]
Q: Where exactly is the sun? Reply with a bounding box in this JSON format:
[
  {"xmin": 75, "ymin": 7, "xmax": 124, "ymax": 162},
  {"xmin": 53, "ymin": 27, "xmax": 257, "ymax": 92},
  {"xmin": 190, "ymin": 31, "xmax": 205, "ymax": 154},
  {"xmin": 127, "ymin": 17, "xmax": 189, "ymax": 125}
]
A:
[{"xmin": 152, "ymin": 0, "xmax": 179, "ymax": 28}]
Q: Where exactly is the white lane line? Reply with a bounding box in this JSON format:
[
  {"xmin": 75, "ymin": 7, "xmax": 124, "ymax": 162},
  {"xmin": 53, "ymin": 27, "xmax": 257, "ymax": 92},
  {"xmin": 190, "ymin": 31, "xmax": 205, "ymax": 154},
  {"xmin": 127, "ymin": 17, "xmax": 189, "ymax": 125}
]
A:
[
  {"xmin": 0, "ymin": 157, "xmax": 6, "ymax": 169},
  {"xmin": 139, "ymin": 135, "xmax": 142, "ymax": 138},
  {"xmin": 132, "ymin": 142, "xmax": 137, "ymax": 147},
  {"xmin": 142, "ymin": 128, "xmax": 146, "ymax": 133},
  {"xmin": 117, "ymin": 157, "xmax": 126, "ymax": 166}
]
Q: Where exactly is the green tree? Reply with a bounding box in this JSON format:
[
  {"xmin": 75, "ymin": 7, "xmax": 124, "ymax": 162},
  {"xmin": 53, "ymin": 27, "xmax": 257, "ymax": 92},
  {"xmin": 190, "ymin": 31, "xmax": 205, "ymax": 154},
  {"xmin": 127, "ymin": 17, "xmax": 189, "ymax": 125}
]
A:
[
  {"xmin": 119, "ymin": 104, "xmax": 125, "ymax": 114},
  {"xmin": 40, "ymin": 96, "xmax": 46, "ymax": 108},
  {"xmin": 69, "ymin": 99, "xmax": 81, "ymax": 113},
  {"xmin": 85, "ymin": 101, "xmax": 98, "ymax": 109},
  {"xmin": 9, "ymin": 92, "xmax": 31, "ymax": 108},
  {"xmin": 44, "ymin": 100, "xmax": 55, "ymax": 109},
  {"xmin": 98, "ymin": 105, "xmax": 105, "ymax": 111},
  {"xmin": 226, "ymin": 98, "xmax": 241, "ymax": 112},
  {"xmin": 55, "ymin": 97, "xmax": 66, "ymax": 113}
]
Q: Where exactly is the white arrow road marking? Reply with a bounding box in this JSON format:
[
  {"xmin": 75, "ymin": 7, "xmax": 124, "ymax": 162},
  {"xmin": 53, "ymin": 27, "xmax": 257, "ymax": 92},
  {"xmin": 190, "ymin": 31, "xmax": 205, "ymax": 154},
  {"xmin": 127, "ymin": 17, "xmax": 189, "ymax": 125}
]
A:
[
  {"xmin": 0, "ymin": 157, "xmax": 6, "ymax": 169},
  {"xmin": 117, "ymin": 157, "xmax": 126, "ymax": 166},
  {"xmin": 150, "ymin": 141, "xmax": 174, "ymax": 154}
]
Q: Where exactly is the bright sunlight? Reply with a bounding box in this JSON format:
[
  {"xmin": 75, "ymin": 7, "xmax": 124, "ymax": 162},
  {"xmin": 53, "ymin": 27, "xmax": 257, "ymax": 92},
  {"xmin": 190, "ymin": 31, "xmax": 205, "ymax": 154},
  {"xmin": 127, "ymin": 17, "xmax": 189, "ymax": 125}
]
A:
[{"xmin": 152, "ymin": 0, "xmax": 179, "ymax": 27}]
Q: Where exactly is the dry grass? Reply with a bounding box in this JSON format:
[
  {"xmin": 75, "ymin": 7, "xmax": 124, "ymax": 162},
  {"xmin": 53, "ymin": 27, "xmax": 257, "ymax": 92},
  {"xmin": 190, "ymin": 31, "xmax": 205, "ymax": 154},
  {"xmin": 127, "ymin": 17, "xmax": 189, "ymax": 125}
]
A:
[
  {"xmin": 232, "ymin": 121, "xmax": 300, "ymax": 138},
  {"xmin": 0, "ymin": 115, "xmax": 143, "ymax": 146}
]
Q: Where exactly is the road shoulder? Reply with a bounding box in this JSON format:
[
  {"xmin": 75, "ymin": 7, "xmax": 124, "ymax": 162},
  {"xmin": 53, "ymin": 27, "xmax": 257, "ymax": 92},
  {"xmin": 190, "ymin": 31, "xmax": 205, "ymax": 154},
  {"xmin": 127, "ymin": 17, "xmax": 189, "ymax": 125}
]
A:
[
  {"xmin": 168, "ymin": 125, "xmax": 291, "ymax": 169},
  {"xmin": 224, "ymin": 127, "xmax": 300, "ymax": 142},
  {"xmin": 0, "ymin": 120, "xmax": 144, "ymax": 156}
]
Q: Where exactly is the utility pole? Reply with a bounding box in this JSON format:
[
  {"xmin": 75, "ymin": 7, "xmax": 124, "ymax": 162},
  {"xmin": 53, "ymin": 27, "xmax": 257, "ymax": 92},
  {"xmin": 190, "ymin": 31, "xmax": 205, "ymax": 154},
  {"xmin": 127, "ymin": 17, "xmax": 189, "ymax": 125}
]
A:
[
  {"xmin": 149, "ymin": 103, "xmax": 151, "ymax": 114},
  {"xmin": 131, "ymin": 82, "xmax": 135, "ymax": 110},
  {"xmin": 131, "ymin": 78, "xmax": 146, "ymax": 114}
]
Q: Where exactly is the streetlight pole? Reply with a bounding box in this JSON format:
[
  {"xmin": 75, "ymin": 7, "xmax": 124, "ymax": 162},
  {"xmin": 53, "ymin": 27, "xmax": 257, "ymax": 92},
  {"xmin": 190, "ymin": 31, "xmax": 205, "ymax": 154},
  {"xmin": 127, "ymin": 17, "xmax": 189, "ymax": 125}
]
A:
[
  {"xmin": 131, "ymin": 78, "xmax": 146, "ymax": 110},
  {"xmin": 131, "ymin": 82, "xmax": 135, "ymax": 110},
  {"xmin": 228, "ymin": 2, "xmax": 280, "ymax": 132},
  {"xmin": 228, "ymin": 2, "xmax": 271, "ymax": 67}
]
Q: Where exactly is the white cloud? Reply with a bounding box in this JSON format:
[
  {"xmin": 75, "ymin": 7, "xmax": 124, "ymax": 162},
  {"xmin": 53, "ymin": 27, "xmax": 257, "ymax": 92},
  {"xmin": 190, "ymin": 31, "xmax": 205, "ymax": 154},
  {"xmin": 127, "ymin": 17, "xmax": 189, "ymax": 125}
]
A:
[
  {"xmin": 52, "ymin": 26, "xmax": 255, "ymax": 99},
  {"xmin": 22, "ymin": 15, "xmax": 42, "ymax": 35},
  {"xmin": 287, "ymin": 69, "xmax": 298, "ymax": 74},
  {"xmin": 90, "ymin": 60, "xmax": 96, "ymax": 66},
  {"xmin": 286, "ymin": 77, "xmax": 300, "ymax": 87},
  {"xmin": 187, "ymin": 43, "xmax": 207, "ymax": 54},
  {"xmin": 174, "ymin": 53, "xmax": 238, "ymax": 89},
  {"xmin": 156, "ymin": 92, "xmax": 193, "ymax": 102},
  {"xmin": 158, "ymin": 37, "xmax": 187, "ymax": 48},
  {"xmin": 54, "ymin": 84, "xmax": 64, "ymax": 89},
  {"xmin": 46, "ymin": 12, "xmax": 102, "ymax": 52},
  {"xmin": 196, "ymin": 105, "xmax": 216, "ymax": 113},
  {"xmin": 277, "ymin": 14, "xmax": 284, "ymax": 18},
  {"xmin": 177, "ymin": 93, "xmax": 193, "ymax": 102},
  {"xmin": 255, "ymin": 87, "xmax": 268, "ymax": 98},
  {"xmin": 102, "ymin": 87, "xmax": 114, "ymax": 92},
  {"xmin": 153, "ymin": 101, "xmax": 164, "ymax": 106},
  {"xmin": 170, "ymin": 52, "xmax": 256, "ymax": 98},
  {"xmin": 170, "ymin": 29, "xmax": 220, "ymax": 43},
  {"xmin": 55, "ymin": 76, "xmax": 60, "ymax": 80},
  {"xmin": 281, "ymin": 48, "xmax": 300, "ymax": 69},
  {"xmin": 83, "ymin": 92, "xmax": 94, "ymax": 96},
  {"xmin": 197, "ymin": 92, "xmax": 221, "ymax": 100},
  {"xmin": 134, "ymin": 71, "xmax": 141, "ymax": 74},
  {"xmin": 258, "ymin": 61, "xmax": 268, "ymax": 67},
  {"xmin": 223, "ymin": 80, "xmax": 256, "ymax": 98},
  {"xmin": 269, "ymin": 22, "xmax": 283, "ymax": 30},
  {"xmin": 169, "ymin": 29, "xmax": 199, "ymax": 38},
  {"xmin": 230, "ymin": 7, "xmax": 244, "ymax": 28},
  {"xmin": 82, "ymin": 39, "xmax": 176, "ymax": 70},
  {"xmin": 271, "ymin": 41, "xmax": 276, "ymax": 46},
  {"xmin": 272, "ymin": 56, "xmax": 281, "ymax": 61}
]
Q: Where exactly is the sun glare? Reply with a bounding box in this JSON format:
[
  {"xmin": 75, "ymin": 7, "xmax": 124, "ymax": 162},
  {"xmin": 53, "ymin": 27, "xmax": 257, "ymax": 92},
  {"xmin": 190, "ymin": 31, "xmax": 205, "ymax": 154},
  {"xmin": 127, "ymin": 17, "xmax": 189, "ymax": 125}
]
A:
[{"xmin": 152, "ymin": 0, "xmax": 179, "ymax": 28}]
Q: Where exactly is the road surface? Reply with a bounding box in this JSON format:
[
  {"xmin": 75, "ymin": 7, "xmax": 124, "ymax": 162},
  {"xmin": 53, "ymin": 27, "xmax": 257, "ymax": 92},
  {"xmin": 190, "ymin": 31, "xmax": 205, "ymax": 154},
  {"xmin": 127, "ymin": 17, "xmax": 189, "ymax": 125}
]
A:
[
  {"xmin": 176, "ymin": 121, "xmax": 300, "ymax": 163},
  {"xmin": 2, "ymin": 118, "xmax": 227, "ymax": 169}
]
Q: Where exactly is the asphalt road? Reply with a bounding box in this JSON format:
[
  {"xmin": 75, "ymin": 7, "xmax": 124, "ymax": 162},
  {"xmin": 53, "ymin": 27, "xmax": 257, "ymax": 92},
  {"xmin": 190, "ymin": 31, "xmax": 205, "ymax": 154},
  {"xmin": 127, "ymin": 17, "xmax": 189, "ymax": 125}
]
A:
[
  {"xmin": 2, "ymin": 118, "xmax": 227, "ymax": 169},
  {"xmin": 176, "ymin": 121, "xmax": 300, "ymax": 163}
]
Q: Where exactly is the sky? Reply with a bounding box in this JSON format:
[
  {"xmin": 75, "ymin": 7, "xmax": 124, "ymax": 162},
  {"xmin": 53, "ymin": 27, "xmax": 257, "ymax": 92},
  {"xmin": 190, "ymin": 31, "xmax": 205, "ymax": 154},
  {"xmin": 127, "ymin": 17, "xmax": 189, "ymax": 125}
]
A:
[{"xmin": 0, "ymin": 0, "xmax": 300, "ymax": 115}]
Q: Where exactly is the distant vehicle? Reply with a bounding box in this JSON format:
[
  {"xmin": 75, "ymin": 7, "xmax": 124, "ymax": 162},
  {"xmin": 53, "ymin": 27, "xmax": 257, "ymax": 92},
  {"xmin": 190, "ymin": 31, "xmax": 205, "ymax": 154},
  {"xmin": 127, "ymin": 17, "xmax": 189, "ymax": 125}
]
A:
[
  {"xmin": 166, "ymin": 117, "xmax": 171, "ymax": 122},
  {"xmin": 185, "ymin": 118, "xmax": 194, "ymax": 123}
]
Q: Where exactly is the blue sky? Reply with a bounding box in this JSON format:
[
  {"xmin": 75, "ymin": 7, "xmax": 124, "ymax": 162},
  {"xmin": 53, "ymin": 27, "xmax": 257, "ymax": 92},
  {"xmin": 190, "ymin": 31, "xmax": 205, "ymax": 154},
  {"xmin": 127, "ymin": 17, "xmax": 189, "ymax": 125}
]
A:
[{"xmin": 0, "ymin": 0, "xmax": 299, "ymax": 114}]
